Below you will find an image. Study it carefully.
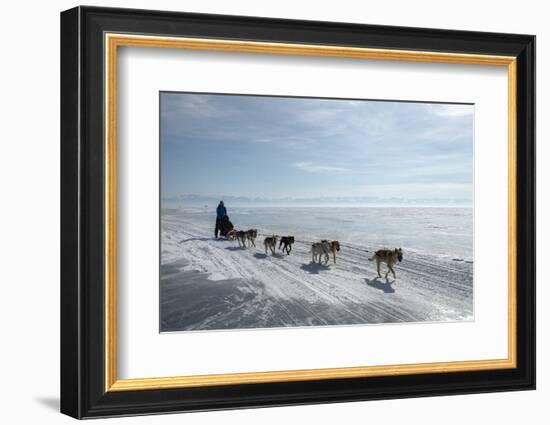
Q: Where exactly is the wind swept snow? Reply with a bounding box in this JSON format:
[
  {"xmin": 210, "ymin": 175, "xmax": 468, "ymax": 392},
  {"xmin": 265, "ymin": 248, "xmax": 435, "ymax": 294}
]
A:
[{"xmin": 160, "ymin": 208, "xmax": 473, "ymax": 332}]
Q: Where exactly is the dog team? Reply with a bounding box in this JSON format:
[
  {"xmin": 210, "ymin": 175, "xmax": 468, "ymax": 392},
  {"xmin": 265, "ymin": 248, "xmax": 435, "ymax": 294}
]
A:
[
  {"xmin": 234, "ymin": 230, "xmax": 341, "ymax": 264},
  {"xmin": 233, "ymin": 230, "xmax": 402, "ymax": 277},
  {"xmin": 234, "ymin": 231, "xmax": 294, "ymax": 257},
  {"xmin": 216, "ymin": 201, "xmax": 403, "ymax": 277}
]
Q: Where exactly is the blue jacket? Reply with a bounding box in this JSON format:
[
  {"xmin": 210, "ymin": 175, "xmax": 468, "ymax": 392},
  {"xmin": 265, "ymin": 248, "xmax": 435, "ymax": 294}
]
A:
[{"xmin": 216, "ymin": 204, "xmax": 227, "ymax": 219}]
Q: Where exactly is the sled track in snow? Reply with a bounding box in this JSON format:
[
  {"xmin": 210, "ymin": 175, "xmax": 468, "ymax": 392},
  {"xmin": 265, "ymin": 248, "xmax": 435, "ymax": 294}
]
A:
[{"xmin": 160, "ymin": 215, "xmax": 474, "ymax": 331}]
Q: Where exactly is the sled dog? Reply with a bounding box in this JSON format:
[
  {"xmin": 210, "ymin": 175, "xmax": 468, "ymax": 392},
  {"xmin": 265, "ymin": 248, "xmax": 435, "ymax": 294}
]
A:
[
  {"xmin": 236, "ymin": 230, "xmax": 247, "ymax": 248},
  {"xmin": 278, "ymin": 236, "xmax": 295, "ymax": 255},
  {"xmin": 368, "ymin": 248, "xmax": 403, "ymax": 279},
  {"xmin": 311, "ymin": 241, "xmax": 331, "ymax": 264},
  {"xmin": 264, "ymin": 235, "xmax": 278, "ymax": 255},
  {"xmin": 321, "ymin": 240, "xmax": 341, "ymax": 264},
  {"xmin": 246, "ymin": 229, "xmax": 258, "ymax": 247}
]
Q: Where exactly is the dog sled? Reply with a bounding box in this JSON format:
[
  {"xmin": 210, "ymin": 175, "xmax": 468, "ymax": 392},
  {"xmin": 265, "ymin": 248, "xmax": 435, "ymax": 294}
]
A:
[{"xmin": 219, "ymin": 215, "xmax": 237, "ymax": 240}]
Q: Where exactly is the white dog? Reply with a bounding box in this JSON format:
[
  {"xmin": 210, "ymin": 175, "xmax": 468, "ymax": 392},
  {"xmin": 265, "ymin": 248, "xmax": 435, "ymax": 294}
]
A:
[{"xmin": 311, "ymin": 241, "xmax": 331, "ymax": 264}]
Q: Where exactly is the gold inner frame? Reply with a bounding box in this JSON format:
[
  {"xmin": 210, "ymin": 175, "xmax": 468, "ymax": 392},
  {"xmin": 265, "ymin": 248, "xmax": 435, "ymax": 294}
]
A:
[{"xmin": 104, "ymin": 33, "xmax": 517, "ymax": 392}]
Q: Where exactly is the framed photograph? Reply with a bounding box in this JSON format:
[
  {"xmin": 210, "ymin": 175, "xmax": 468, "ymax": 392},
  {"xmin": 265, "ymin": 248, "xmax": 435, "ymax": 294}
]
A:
[{"xmin": 60, "ymin": 6, "xmax": 535, "ymax": 419}]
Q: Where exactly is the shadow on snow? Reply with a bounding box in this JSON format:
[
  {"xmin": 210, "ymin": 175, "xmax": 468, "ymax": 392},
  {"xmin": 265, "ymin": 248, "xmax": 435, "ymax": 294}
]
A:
[
  {"xmin": 365, "ymin": 277, "xmax": 395, "ymax": 293},
  {"xmin": 300, "ymin": 262, "xmax": 330, "ymax": 274}
]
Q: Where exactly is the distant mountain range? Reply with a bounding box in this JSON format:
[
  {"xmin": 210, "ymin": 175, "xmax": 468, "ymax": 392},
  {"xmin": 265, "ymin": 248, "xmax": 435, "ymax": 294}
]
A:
[{"xmin": 161, "ymin": 194, "xmax": 472, "ymax": 207}]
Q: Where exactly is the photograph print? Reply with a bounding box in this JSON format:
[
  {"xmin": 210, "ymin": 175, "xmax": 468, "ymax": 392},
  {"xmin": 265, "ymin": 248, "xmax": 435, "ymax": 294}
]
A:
[{"xmin": 160, "ymin": 92, "xmax": 474, "ymax": 332}]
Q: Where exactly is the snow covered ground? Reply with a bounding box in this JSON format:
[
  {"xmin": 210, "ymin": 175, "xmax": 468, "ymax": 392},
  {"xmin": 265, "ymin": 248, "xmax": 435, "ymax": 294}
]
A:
[{"xmin": 160, "ymin": 206, "xmax": 473, "ymax": 332}]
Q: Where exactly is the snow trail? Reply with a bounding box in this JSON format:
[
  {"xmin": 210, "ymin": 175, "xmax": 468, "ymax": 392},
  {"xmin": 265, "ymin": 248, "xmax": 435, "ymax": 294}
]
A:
[{"xmin": 161, "ymin": 213, "xmax": 473, "ymax": 331}]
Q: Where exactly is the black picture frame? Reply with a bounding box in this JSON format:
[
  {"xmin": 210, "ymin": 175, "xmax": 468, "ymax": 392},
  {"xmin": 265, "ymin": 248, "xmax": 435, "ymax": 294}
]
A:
[{"xmin": 61, "ymin": 5, "xmax": 535, "ymax": 419}]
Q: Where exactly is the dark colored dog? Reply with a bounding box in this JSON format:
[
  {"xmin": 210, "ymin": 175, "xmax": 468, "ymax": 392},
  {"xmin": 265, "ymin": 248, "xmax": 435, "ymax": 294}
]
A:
[
  {"xmin": 235, "ymin": 230, "xmax": 247, "ymax": 248},
  {"xmin": 246, "ymin": 229, "xmax": 258, "ymax": 247},
  {"xmin": 278, "ymin": 236, "xmax": 295, "ymax": 255}
]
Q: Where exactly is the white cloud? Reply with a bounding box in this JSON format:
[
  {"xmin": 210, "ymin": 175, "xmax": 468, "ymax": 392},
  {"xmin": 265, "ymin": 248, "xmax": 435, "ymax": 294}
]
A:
[{"xmin": 292, "ymin": 161, "xmax": 349, "ymax": 174}]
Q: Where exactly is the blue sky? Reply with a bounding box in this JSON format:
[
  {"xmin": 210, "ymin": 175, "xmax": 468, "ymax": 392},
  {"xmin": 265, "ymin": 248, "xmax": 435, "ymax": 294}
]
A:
[{"xmin": 160, "ymin": 92, "xmax": 473, "ymax": 206}]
